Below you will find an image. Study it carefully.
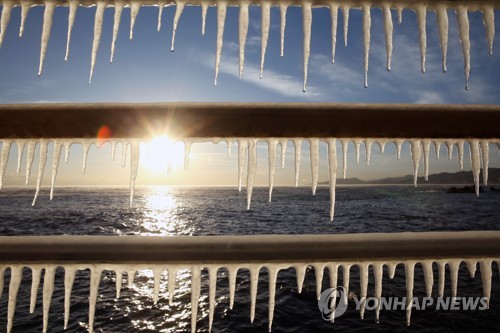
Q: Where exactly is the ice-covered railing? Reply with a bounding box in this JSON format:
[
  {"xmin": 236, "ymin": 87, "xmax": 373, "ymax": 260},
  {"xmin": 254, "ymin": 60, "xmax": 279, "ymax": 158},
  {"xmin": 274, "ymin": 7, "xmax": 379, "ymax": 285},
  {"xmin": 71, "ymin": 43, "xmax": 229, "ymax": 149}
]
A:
[
  {"xmin": 0, "ymin": 231, "xmax": 500, "ymax": 333},
  {"xmin": 0, "ymin": 0, "xmax": 497, "ymax": 90},
  {"xmin": 1, "ymin": 102, "xmax": 499, "ymax": 220}
]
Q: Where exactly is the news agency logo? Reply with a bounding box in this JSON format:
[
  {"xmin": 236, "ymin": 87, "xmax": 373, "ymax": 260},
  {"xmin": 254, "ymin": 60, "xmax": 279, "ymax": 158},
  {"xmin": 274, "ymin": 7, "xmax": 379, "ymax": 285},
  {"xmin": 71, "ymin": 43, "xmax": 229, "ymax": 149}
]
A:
[{"xmin": 319, "ymin": 287, "xmax": 488, "ymax": 321}]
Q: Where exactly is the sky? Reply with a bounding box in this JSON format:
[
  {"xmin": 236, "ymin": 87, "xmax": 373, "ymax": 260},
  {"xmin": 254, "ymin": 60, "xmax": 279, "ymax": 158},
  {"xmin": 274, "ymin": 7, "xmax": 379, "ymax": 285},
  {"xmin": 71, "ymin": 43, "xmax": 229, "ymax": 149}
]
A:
[{"xmin": 0, "ymin": 4, "xmax": 499, "ymax": 187}]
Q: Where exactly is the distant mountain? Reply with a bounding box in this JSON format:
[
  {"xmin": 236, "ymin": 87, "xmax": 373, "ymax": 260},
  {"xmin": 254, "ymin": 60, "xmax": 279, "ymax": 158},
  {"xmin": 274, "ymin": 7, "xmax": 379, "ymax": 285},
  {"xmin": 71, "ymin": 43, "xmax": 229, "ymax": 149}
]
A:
[{"xmin": 326, "ymin": 168, "xmax": 500, "ymax": 185}]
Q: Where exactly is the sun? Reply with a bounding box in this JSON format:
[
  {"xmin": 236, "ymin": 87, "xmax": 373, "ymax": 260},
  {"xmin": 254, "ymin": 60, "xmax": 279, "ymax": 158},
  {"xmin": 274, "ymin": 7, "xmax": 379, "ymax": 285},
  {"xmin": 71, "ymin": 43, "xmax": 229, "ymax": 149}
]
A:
[{"xmin": 140, "ymin": 136, "xmax": 185, "ymax": 172}]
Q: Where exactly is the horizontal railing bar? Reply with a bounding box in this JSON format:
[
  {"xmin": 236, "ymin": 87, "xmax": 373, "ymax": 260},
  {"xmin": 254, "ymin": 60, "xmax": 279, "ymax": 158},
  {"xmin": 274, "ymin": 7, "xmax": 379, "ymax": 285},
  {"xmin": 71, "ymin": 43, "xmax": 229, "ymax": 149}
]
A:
[
  {"xmin": 0, "ymin": 231, "xmax": 499, "ymax": 263},
  {"xmin": 0, "ymin": 103, "xmax": 500, "ymax": 139}
]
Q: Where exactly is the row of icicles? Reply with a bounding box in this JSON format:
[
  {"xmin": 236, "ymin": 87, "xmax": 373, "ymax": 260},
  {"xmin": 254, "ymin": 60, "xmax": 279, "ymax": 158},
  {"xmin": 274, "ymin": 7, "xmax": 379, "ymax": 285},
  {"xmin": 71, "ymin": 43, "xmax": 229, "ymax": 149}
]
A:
[
  {"xmin": 0, "ymin": 258, "xmax": 498, "ymax": 333},
  {"xmin": 0, "ymin": 0, "xmax": 496, "ymax": 90},
  {"xmin": 0, "ymin": 138, "xmax": 497, "ymax": 220}
]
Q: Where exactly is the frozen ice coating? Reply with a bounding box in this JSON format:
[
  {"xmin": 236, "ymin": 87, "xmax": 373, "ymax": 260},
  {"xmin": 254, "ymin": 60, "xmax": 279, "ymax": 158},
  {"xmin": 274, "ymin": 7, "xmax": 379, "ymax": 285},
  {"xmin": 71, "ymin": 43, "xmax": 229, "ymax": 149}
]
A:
[
  {"xmin": 15, "ymin": 140, "xmax": 25, "ymax": 174},
  {"xmin": 483, "ymin": 5, "xmax": 495, "ymax": 55},
  {"xmin": 354, "ymin": 139, "xmax": 361, "ymax": 163},
  {"xmin": 309, "ymin": 139, "xmax": 319, "ymax": 196},
  {"xmin": 342, "ymin": 5, "xmax": 350, "ymax": 47},
  {"xmin": 382, "ymin": 3, "xmax": 393, "ymax": 71},
  {"xmin": 422, "ymin": 139, "xmax": 430, "ymax": 181},
  {"xmin": 65, "ymin": 0, "xmax": 78, "ymax": 61},
  {"xmin": 405, "ymin": 261, "xmax": 415, "ymax": 326},
  {"xmin": 373, "ymin": 263, "xmax": 382, "ymax": 323},
  {"xmin": 341, "ymin": 139, "xmax": 348, "ymax": 179},
  {"xmin": 89, "ymin": 0, "xmax": 106, "ymax": 83},
  {"xmin": 397, "ymin": 5, "xmax": 403, "ymax": 24},
  {"xmin": 171, "ymin": 0, "xmax": 185, "ymax": 52},
  {"xmin": 157, "ymin": 1, "xmax": 165, "ymax": 32},
  {"xmin": 208, "ymin": 266, "xmax": 217, "ymax": 332},
  {"xmin": 437, "ymin": 261, "xmax": 445, "ymax": 297},
  {"xmin": 88, "ymin": 267, "xmax": 102, "ymax": 333},
  {"xmin": 302, "ymin": 1, "xmax": 312, "ymax": 92},
  {"xmin": 480, "ymin": 260, "xmax": 492, "ymax": 308},
  {"xmin": 0, "ymin": 0, "xmax": 12, "ymax": 47},
  {"xmin": 30, "ymin": 266, "xmax": 42, "ymax": 313},
  {"xmin": 293, "ymin": 139, "xmax": 301, "ymax": 187},
  {"xmin": 422, "ymin": 260, "xmax": 433, "ymax": 297},
  {"xmin": 410, "ymin": 140, "xmax": 421, "ymax": 187},
  {"xmin": 329, "ymin": 2, "xmax": 338, "ymax": 63},
  {"xmin": 359, "ymin": 263, "xmax": 368, "ymax": 319},
  {"xmin": 42, "ymin": 266, "xmax": 55, "ymax": 333},
  {"xmin": 313, "ymin": 264, "xmax": 324, "ymax": 300},
  {"xmin": 481, "ymin": 140, "xmax": 489, "ymax": 186},
  {"xmin": 279, "ymin": 139, "xmax": 287, "ymax": 169},
  {"xmin": 279, "ymin": 2, "xmax": 287, "ymax": 57},
  {"xmin": 64, "ymin": 141, "xmax": 71, "ymax": 163},
  {"xmin": 465, "ymin": 259, "xmax": 477, "ymax": 278},
  {"xmin": 260, "ymin": 1, "xmax": 270, "ymax": 79},
  {"xmin": 238, "ymin": 139, "xmax": 248, "ymax": 191},
  {"xmin": 267, "ymin": 139, "xmax": 277, "ymax": 202},
  {"xmin": 295, "ymin": 264, "xmax": 306, "ymax": 294},
  {"xmin": 328, "ymin": 264, "xmax": 338, "ymax": 322},
  {"xmin": 342, "ymin": 264, "xmax": 350, "ymax": 305},
  {"xmin": 0, "ymin": 139, "xmax": 11, "ymax": 189},
  {"xmin": 327, "ymin": 139, "xmax": 337, "ymax": 221},
  {"xmin": 64, "ymin": 267, "xmax": 76, "ymax": 329},
  {"xmin": 238, "ymin": 1, "xmax": 249, "ymax": 78},
  {"xmin": 268, "ymin": 266, "xmax": 279, "ymax": 332},
  {"xmin": 50, "ymin": 140, "xmax": 62, "ymax": 200},
  {"xmin": 449, "ymin": 260, "xmax": 459, "ymax": 297},
  {"xmin": 82, "ymin": 140, "xmax": 91, "ymax": 174},
  {"xmin": 362, "ymin": 3, "xmax": 371, "ymax": 88},
  {"xmin": 38, "ymin": 0, "xmax": 56, "ymax": 76},
  {"xmin": 457, "ymin": 140, "xmax": 465, "ymax": 170},
  {"xmin": 32, "ymin": 140, "xmax": 48, "ymax": 206},
  {"xmin": 456, "ymin": 5, "xmax": 471, "ymax": 90},
  {"xmin": 395, "ymin": 139, "xmax": 403, "ymax": 160},
  {"xmin": 364, "ymin": 139, "xmax": 372, "ymax": 165},
  {"xmin": 110, "ymin": 1, "xmax": 124, "ymax": 63},
  {"xmin": 19, "ymin": 0, "xmax": 30, "ymax": 37},
  {"xmin": 129, "ymin": 0, "xmax": 140, "ymax": 39},
  {"xmin": 416, "ymin": 4, "xmax": 427, "ymax": 73},
  {"xmin": 246, "ymin": 139, "xmax": 257, "ymax": 209},
  {"xmin": 249, "ymin": 264, "xmax": 260, "ymax": 323},
  {"xmin": 214, "ymin": 1, "xmax": 227, "ymax": 85},
  {"xmin": 436, "ymin": 4, "xmax": 448, "ymax": 72},
  {"xmin": 201, "ymin": 0, "xmax": 208, "ymax": 35},
  {"xmin": 190, "ymin": 266, "xmax": 201, "ymax": 333},
  {"xmin": 469, "ymin": 139, "xmax": 481, "ymax": 197},
  {"xmin": 25, "ymin": 140, "xmax": 36, "ymax": 185},
  {"xmin": 7, "ymin": 266, "xmax": 22, "ymax": 333},
  {"xmin": 228, "ymin": 265, "xmax": 237, "ymax": 309}
]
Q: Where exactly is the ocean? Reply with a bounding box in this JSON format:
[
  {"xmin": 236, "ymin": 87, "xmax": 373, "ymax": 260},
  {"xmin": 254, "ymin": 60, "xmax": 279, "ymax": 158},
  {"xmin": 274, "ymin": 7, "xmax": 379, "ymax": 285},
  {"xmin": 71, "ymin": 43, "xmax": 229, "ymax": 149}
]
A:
[{"xmin": 0, "ymin": 186, "xmax": 499, "ymax": 332}]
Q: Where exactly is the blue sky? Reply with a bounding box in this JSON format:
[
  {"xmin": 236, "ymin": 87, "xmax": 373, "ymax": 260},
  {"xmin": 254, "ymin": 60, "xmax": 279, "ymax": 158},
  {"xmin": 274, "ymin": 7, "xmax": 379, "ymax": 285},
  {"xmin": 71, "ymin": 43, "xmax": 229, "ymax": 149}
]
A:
[{"xmin": 0, "ymin": 4, "xmax": 499, "ymax": 186}]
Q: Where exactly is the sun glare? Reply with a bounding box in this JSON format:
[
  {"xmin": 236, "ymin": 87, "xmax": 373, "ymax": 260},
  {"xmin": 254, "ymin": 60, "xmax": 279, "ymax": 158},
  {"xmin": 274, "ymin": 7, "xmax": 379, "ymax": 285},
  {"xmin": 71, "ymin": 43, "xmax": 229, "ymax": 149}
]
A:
[{"xmin": 140, "ymin": 136, "xmax": 185, "ymax": 172}]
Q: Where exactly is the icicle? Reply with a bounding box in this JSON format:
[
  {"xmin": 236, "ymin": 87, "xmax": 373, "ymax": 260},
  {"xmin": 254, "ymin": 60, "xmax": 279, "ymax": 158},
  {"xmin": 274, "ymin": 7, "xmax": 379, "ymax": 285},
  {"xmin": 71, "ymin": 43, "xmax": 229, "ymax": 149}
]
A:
[
  {"xmin": 65, "ymin": 0, "xmax": 78, "ymax": 61},
  {"xmin": 201, "ymin": 0, "xmax": 208, "ymax": 35},
  {"xmin": 214, "ymin": 1, "xmax": 227, "ymax": 85},
  {"xmin": 268, "ymin": 266, "xmax": 279, "ymax": 332},
  {"xmin": 279, "ymin": 139, "xmax": 287, "ymax": 169},
  {"xmin": 64, "ymin": 141, "xmax": 71, "ymax": 163},
  {"xmin": 129, "ymin": 141, "xmax": 140, "ymax": 207},
  {"xmin": 246, "ymin": 139, "xmax": 257, "ymax": 209},
  {"xmin": 19, "ymin": 1, "xmax": 32, "ymax": 37},
  {"xmin": 50, "ymin": 141, "xmax": 62, "ymax": 200},
  {"xmin": 293, "ymin": 139, "xmax": 302, "ymax": 187},
  {"xmin": 89, "ymin": 1, "xmax": 106, "ymax": 83},
  {"xmin": 405, "ymin": 262, "xmax": 415, "ymax": 326},
  {"xmin": 329, "ymin": 2, "xmax": 338, "ymax": 63},
  {"xmin": 341, "ymin": 139, "xmax": 348, "ymax": 179},
  {"xmin": 38, "ymin": 0, "xmax": 56, "ymax": 76},
  {"xmin": 359, "ymin": 263, "xmax": 368, "ymax": 320},
  {"xmin": 191, "ymin": 266, "xmax": 201, "ymax": 333},
  {"xmin": 387, "ymin": 262, "xmax": 396, "ymax": 279},
  {"xmin": 434, "ymin": 141, "xmax": 441, "ymax": 159},
  {"xmin": 153, "ymin": 268, "xmax": 161, "ymax": 305},
  {"xmin": 15, "ymin": 140, "xmax": 25, "ymax": 174},
  {"xmin": 7, "ymin": 266, "xmax": 22, "ymax": 333},
  {"xmin": 362, "ymin": 4, "xmax": 371, "ymax": 88},
  {"xmin": 208, "ymin": 266, "xmax": 217, "ymax": 333},
  {"xmin": 302, "ymin": 1, "xmax": 312, "ymax": 92},
  {"xmin": 168, "ymin": 267, "xmax": 176, "ymax": 304},
  {"xmin": 436, "ymin": 5, "xmax": 448, "ymax": 72},
  {"xmin": 64, "ymin": 267, "xmax": 76, "ymax": 329},
  {"xmin": 374, "ymin": 263, "xmax": 382, "ymax": 323},
  {"xmin": 228, "ymin": 266, "xmax": 238, "ymax": 310},
  {"xmin": 354, "ymin": 139, "xmax": 361, "ymax": 163},
  {"xmin": 364, "ymin": 139, "xmax": 373, "ymax": 165},
  {"xmin": 42, "ymin": 266, "xmax": 55, "ymax": 333},
  {"xmin": 456, "ymin": 6, "xmax": 471, "ymax": 90},
  {"xmin": 295, "ymin": 265, "xmax": 306, "ymax": 294},
  {"xmin": 0, "ymin": 266, "xmax": 4, "ymax": 300},
  {"xmin": 129, "ymin": 1, "xmax": 140, "ymax": 39},
  {"xmin": 110, "ymin": 1, "xmax": 124, "ymax": 63},
  {"xmin": 115, "ymin": 271, "xmax": 123, "ymax": 298},
  {"xmin": 171, "ymin": 0, "xmax": 186, "ymax": 51},
  {"xmin": 342, "ymin": 264, "xmax": 350, "ymax": 305},
  {"xmin": 313, "ymin": 264, "xmax": 324, "ymax": 300},
  {"xmin": 410, "ymin": 140, "xmax": 421, "ymax": 186},
  {"xmin": 184, "ymin": 140, "xmax": 191, "ymax": 170},
  {"xmin": 249, "ymin": 265, "xmax": 260, "ymax": 323},
  {"xmin": 422, "ymin": 261, "xmax": 433, "ymax": 298},
  {"xmin": 32, "ymin": 140, "xmax": 48, "ymax": 206},
  {"xmin": 342, "ymin": 5, "xmax": 350, "ymax": 47},
  {"xmin": 122, "ymin": 142, "xmax": 129, "ymax": 167},
  {"xmin": 482, "ymin": 5, "xmax": 495, "ymax": 55},
  {"xmin": 0, "ymin": 140, "xmax": 12, "ymax": 189},
  {"xmin": 469, "ymin": 140, "xmax": 481, "ymax": 197},
  {"xmin": 110, "ymin": 141, "xmax": 117, "ymax": 161},
  {"xmin": 397, "ymin": 5, "xmax": 403, "ymax": 24},
  {"xmin": 88, "ymin": 267, "xmax": 102, "ymax": 333},
  {"xmin": 395, "ymin": 139, "xmax": 403, "ymax": 160},
  {"xmin": 268, "ymin": 139, "xmax": 277, "ymax": 203},
  {"xmin": 227, "ymin": 139, "xmax": 233, "ymax": 158},
  {"xmin": 0, "ymin": 0, "xmax": 13, "ymax": 48},
  {"xmin": 457, "ymin": 140, "xmax": 465, "ymax": 170},
  {"xmin": 30, "ymin": 266, "xmax": 42, "ymax": 313},
  {"xmin": 377, "ymin": 140, "xmax": 386, "ymax": 154},
  {"xmin": 25, "ymin": 140, "xmax": 36, "ymax": 185},
  {"xmin": 328, "ymin": 264, "xmax": 338, "ymax": 322},
  {"xmin": 480, "ymin": 260, "xmax": 492, "ymax": 308},
  {"xmin": 239, "ymin": 1, "xmax": 249, "ymax": 78},
  {"xmin": 82, "ymin": 141, "xmax": 91, "ymax": 174},
  {"xmin": 238, "ymin": 139, "xmax": 248, "ymax": 191},
  {"xmin": 382, "ymin": 3, "xmax": 393, "ymax": 71},
  {"xmin": 157, "ymin": 2, "xmax": 165, "ymax": 32},
  {"xmin": 416, "ymin": 4, "xmax": 427, "ymax": 74},
  {"xmin": 465, "ymin": 260, "xmax": 477, "ymax": 278},
  {"xmin": 449, "ymin": 260, "xmax": 460, "ymax": 298},
  {"xmin": 327, "ymin": 139, "xmax": 337, "ymax": 221},
  {"xmin": 279, "ymin": 2, "xmax": 288, "ymax": 57},
  {"xmin": 310, "ymin": 139, "xmax": 319, "ymax": 196},
  {"xmin": 260, "ymin": 1, "xmax": 271, "ymax": 79},
  {"xmin": 481, "ymin": 140, "xmax": 489, "ymax": 186},
  {"xmin": 437, "ymin": 261, "xmax": 445, "ymax": 298}
]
